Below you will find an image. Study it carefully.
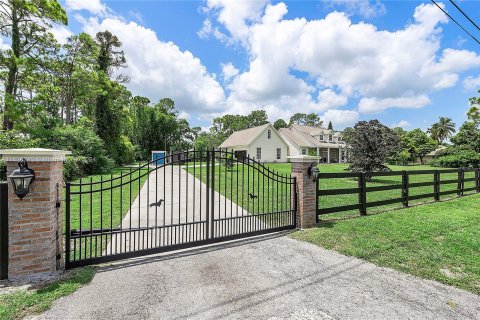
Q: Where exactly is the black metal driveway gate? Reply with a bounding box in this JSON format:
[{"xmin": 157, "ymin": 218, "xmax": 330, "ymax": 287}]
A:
[{"xmin": 65, "ymin": 150, "xmax": 297, "ymax": 268}]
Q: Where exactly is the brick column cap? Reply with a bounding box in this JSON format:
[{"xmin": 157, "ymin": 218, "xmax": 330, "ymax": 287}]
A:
[
  {"xmin": 287, "ymin": 155, "xmax": 319, "ymax": 163},
  {"xmin": 0, "ymin": 148, "xmax": 71, "ymax": 162}
]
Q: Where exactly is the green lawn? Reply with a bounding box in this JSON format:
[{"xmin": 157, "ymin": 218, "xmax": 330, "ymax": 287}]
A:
[
  {"xmin": 290, "ymin": 194, "xmax": 480, "ymax": 295},
  {"xmin": 187, "ymin": 161, "xmax": 294, "ymax": 216},
  {"xmin": 67, "ymin": 166, "xmax": 149, "ymax": 260},
  {"xmin": 0, "ymin": 267, "xmax": 94, "ymax": 320},
  {"xmin": 188, "ymin": 162, "xmax": 471, "ymax": 220}
]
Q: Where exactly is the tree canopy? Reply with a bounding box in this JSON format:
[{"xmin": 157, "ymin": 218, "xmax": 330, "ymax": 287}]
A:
[
  {"xmin": 347, "ymin": 120, "xmax": 401, "ymax": 172},
  {"xmin": 403, "ymin": 129, "xmax": 437, "ymax": 164},
  {"xmin": 0, "ymin": 0, "xmax": 68, "ymax": 129},
  {"xmin": 273, "ymin": 119, "xmax": 287, "ymax": 130},
  {"xmin": 288, "ymin": 112, "xmax": 323, "ymax": 127},
  {"xmin": 427, "ymin": 117, "xmax": 455, "ymax": 143}
]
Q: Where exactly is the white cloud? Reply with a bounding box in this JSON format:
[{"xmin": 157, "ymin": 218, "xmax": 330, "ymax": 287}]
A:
[
  {"xmin": 201, "ymin": 0, "xmax": 269, "ymax": 44},
  {"xmin": 463, "ymin": 75, "xmax": 480, "ymax": 91},
  {"xmin": 204, "ymin": 1, "xmax": 480, "ymax": 117},
  {"xmin": 392, "ymin": 120, "xmax": 410, "ymax": 129},
  {"xmin": 66, "ymin": 0, "xmax": 107, "ymax": 15},
  {"xmin": 50, "ymin": 24, "xmax": 73, "ymax": 44},
  {"xmin": 221, "ymin": 62, "xmax": 239, "ymax": 82},
  {"xmin": 328, "ymin": 0, "xmax": 386, "ymax": 19},
  {"xmin": 70, "ymin": 0, "xmax": 480, "ymax": 124},
  {"xmin": 0, "ymin": 37, "xmax": 9, "ymax": 50},
  {"xmin": 317, "ymin": 89, "xmax": 348, "ymax": 111},
  {"xmin": 358, "ymin": 96, "xmax": 431, "ymax": 113},
  {"xmin": 80, "ymin": 16, "xmax": 225, "ymax": 113},
  {"xmin": 198, "ymin": 18, "xmax": 213, "ymax": 39},
  {"xmin": 322, "ymin": 110, "xmax": 360, "ymax": 128},
  {"xmin": 128, "ymin": 10, "xmax": 143, "ymax": 23},
  {"xmin": 178, "ymin": 111, "xmax": 190, "ymax": 120}
]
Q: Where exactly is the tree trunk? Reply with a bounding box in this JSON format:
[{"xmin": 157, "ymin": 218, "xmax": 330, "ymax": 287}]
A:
[{"xmin": 3, "ymin": 4, "xmax": 19, "ymax": 130}]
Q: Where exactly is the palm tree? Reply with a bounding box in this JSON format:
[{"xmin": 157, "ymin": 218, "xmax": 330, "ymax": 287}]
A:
[{"xmin": 428, "ymin": 117, "xmax": 456, "ymax": 143}]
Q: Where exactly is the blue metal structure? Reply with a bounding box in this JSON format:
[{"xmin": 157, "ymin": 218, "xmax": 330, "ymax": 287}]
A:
[{"xmin": 151, "ymin": 151, "xmax": 166, "ymax": 165}]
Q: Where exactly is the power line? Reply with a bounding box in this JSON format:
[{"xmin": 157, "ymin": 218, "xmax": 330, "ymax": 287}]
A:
[
  {"xmin": 450, "ymin": 0, "xmax": 480, "ymax": 33},
  {"xmin": 430, "ymin": 0, "xmax": 480, "ymax": 46}
]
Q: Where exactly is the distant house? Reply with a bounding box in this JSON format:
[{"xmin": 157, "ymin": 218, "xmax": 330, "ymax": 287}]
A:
[
  {"xmin": 219, "ymin": 123, "xmax": 289, "ymax": 162},
  {"xmin": 278, "ymin": 125, "xmax": 348, "ymax": 163},
  {"xmin": 415, "ymin": 146, "xmax": 447, "ymax": 164}
]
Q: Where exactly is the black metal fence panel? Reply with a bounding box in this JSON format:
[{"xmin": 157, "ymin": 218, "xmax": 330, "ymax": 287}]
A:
[
  {"xmin": 316, "ymin": 168, "xmax": 480, "ymax": 218},
  {"xmin": 65, "ymin": 150, "xmax": 297, "ymax": 268}
]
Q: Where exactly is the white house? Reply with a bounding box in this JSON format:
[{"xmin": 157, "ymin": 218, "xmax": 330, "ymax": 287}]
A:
[
  {"xmin": 278, "ymin": 125, "xmax": 348, "ymax": 163},
  {"xmin": 219, "ymin": 123, "xmax": 289, "ymax": 162}
]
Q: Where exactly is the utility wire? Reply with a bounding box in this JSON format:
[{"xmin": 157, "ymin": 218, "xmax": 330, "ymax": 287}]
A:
[
  {"xmin": 450, "ymin": 0, "xmax": 480, "ymax": 33},
  {"xmin": 430, "ymin": 0, "xmax": 480, "ymax": 46}
]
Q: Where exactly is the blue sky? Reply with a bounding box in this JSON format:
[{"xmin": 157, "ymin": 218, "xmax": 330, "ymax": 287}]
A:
[{"xmin": 59, "ymin": 0, "xmax": 480, "ymax": 131}]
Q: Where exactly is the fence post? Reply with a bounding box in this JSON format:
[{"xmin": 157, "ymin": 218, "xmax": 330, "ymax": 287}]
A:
[
  {"xmin": 358, "ymin": 172, "xmax": 367, "ymax": 215},
  {"xmin": 288, "ymin": 156, "xmax": 318, "ymax": 228},
  {"xmin": 457, "ymin": 168, "xmax": 464, "ymax": 197},
  {"xmin": 475, "ymin": 169, "xmax": 480, "ymax": 193},
  {"xmin": 315, "ymin": 177, "xmax": 319, "ymax": 224},
  {"xmin": 0, "ymin": 148, "xmax": 71, "ymax": 279},
  {"xmin": 402, "ymin": 170, "xmax": 409, "ymax": 207},
  {"xmin": 0, "ymin": 182, "xmax": 8, "ymax": 280},
  {"xmin": 434, "ymin": 170, "xmax": 440, "ymax": 201}
]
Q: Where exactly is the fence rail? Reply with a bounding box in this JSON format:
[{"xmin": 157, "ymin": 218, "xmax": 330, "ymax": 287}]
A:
[{"xmin": 316, "ymin": 168, "xmax": 480, "ymax": 219}]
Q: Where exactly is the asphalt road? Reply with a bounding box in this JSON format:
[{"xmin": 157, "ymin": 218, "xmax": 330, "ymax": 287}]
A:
[{"xmin": 38, "ymin": 233, "xmax": 480, "ymax": 320}]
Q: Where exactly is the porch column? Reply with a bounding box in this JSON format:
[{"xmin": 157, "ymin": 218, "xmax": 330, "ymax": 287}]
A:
[
  {"xmin": 288, "ymin": 155, "xmax": 318, "ymax": 229},
  {"xmin": 1, "ymin": 148, "xmax": 71, "ymax": 279},
  {"xmin": 327, "ymin": 148, "xmax": 330, "ymax": 163}
]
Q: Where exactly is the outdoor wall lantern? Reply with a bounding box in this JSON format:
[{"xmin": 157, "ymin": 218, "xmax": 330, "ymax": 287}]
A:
[
  {"xmin": 307, "ymin": 162, "xmax": 319, "ymax": 182},
  {"xmin": 8, "ymin": 158, "xmax": 35, "ymax": 199}
]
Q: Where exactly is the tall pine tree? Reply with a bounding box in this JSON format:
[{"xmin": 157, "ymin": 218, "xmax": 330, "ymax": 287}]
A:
[
  {"xmin": 94, "ymin": 31, "xmax": 128, "ymax": 160},
  {"xmin": 0, "ymin": 0, "xmax": 67, "ymax": 129}
]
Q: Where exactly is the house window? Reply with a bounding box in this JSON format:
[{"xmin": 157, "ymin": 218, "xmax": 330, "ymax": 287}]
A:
[
  {"xmin": 302, "ymin": 148, "xmax": 307, "ymax": 155},
  {"xmin": 267, "ymin": 129, "xmax": 271, "ymax": 139},
  {"xmin": 256, "ymin": 147, "xmax": 262, "ymax": 160},
  {"xmin": 319, "ymin": 135, "xmax": 324, "ymax": 141},
  {"xmin": 276, "ymin": 148, "xmax": 281, "ymax": 160},
  {"xmin": 338, "ymin": 136, "xmax": 342, "ymax": 141},
  {"xmin": 329, "ymin": 134, "xmax": 333, "ymax": 142}
]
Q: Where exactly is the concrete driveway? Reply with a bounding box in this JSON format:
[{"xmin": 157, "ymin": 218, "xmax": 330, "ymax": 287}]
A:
[
  {"xmin": 106, "ymin": 165, "xmax": 263, "ymax": 255},
  {"xmin": 38, "ymin": 232, "xmax": 479, "ymax": 320}
]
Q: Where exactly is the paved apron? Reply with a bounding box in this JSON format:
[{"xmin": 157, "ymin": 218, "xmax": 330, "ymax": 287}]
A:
[{"xmin": 39, "ymin": 234, "xmax": 480, "ymax": 320}]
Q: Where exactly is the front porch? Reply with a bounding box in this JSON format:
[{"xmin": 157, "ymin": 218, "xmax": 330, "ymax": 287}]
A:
[{"xmin": 310, "ymin": 147, "xmax": 348, "ymax": 163}]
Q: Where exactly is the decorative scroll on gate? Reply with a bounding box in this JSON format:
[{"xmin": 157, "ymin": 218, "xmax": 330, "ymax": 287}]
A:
[{"xmin": 65, "ymin": 150, "xmax": 297, "ymax": 268}]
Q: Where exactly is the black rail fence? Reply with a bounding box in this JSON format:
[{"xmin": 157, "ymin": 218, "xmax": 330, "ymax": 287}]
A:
[
  {"xmin": 65, "ymin": 149, "xmax": 296, "ymax": 268},
  {"xmin": 316, "ymin": 168, "xmax": 480, "ymax": 220}
]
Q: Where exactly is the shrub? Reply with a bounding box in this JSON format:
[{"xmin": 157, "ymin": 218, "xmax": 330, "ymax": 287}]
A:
[
  {"xmin": 31, "ymin": 119, "xmax": 114, "ymax": 177},
  {"xmin": 0, "ymin": 130, "xmax": 40, "ymax": 180},
  {"xmin": 0, "ymin": 130, "xmax": 39, "ymax": 149},
  {"xmin": 63, "ymin": 156, "xmax": 90, "ymax": 181},
  {"xmin": 111, "ymin": 135, "xmax": 135, "ymax": 165},
  {"xmin": 430, "ymin": 150, "xmax": 480, "ymax": 168}
]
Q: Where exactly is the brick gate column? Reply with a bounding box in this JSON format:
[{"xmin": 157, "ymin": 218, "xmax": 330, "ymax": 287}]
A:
[
  {"xmin": 288, "ymin": 155, "xmax": 318, "ymax": 229},
  {"xmin": 1, "ymin": 148, "xmax": 71, "ymax": 279}
]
